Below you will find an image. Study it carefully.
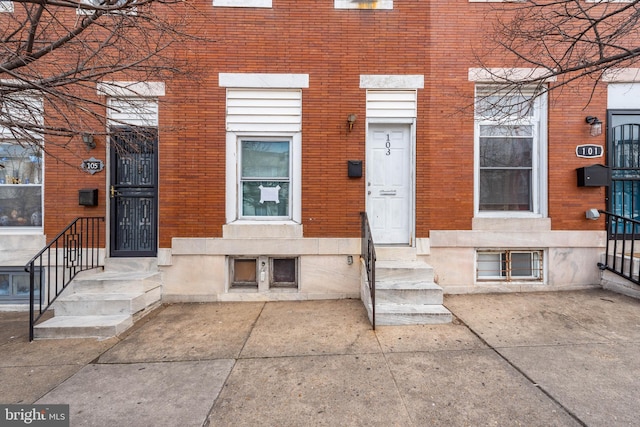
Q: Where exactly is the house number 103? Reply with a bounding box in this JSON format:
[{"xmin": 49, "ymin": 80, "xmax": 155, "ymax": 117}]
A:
[{"xmin": 385, "ymin": 134, "xmax": 391, "ymax": 156}]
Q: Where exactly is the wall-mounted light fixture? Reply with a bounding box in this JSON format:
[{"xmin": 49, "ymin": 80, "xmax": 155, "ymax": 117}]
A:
[
  {"xmin": 82, "ymin": 133, "xmax": 96, "ymax": 150},
  {"xmin": 585, "ymin": 116, "xmax": 602, "ymax": 137},
  {"xmin": 347, "ymin": 114, "xmax": 357, "ymax": 131}
]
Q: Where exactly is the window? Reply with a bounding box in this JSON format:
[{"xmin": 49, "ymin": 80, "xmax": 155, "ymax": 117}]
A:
[
  {"xmin": 230, "ymin": 256, "xmax": 298, "ymax": 290},
  {"xmin": 0, "ymin": 94, "xmax": 44, "ymax": 230},
  {"xmin": 213, "ymin": 0, "xmax": 271, "ymax": 7},
  {"xmin": 239, "ymin": 139, "xmax": 291, "ymax": 219},
  {"xmin": 0, "ymin": 268, "xmax": 41, "ymax": 302},
  {"xmin": 270, "ymin": 258, "xmax": 297, "ymax": 288},
  {"xmin": 231, "ymin": 258, "xmax": 258, "ymax": 288},
  {"xmin": 477, "ymin": 250, "xmax": 543, "ymax": 281},
  {"xmin": 475, "ymin": 86, "xmax": 547, "ymax": 216}
]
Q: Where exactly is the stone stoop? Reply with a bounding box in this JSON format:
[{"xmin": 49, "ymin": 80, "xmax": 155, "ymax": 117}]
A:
[
  {"xmin": 33, "ymin": 258, "xmax": 162, "ymax": 340},
  {"xmin": 361, "ymin": 252, "xmax": 452, "ymax": 326}
]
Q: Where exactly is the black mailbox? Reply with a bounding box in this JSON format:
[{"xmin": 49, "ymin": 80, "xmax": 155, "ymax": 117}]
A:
[
  {"xmin": 577, "ymin": 164, "xmax": 610, "ymax": 187},
  {"xmin": 348, "ymin": 160, "xmax": 363, "ymax": 178},
  {"xmin": 79, "ymin": 188, "xmax": 99, "ymax": 206}
]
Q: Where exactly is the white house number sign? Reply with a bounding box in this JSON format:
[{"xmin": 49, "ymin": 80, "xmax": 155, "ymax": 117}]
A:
[
  {"xmin": 385, "ymin": 134, "xmax": 391, "ymax": 155},
  {"xmin": 81, "ymin": 157, "xmax": 105, "ymax": 175}
]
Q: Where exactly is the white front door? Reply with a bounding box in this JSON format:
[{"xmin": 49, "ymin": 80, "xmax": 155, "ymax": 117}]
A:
[{"xmin": 366, "ymin": 124, "xmax": 413, "ymax": 245}]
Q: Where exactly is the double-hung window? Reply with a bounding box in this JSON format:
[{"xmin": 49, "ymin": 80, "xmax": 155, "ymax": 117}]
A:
[
  {"xmin": 239, "ymin": 139, "xmax": 291, "ymax": 219},
  {"xmin": 475, "ymin": 86, "xmax": 547, "ymax": 216},
  {"xmin": 0, "ymin": 94, "xmax": 44, "ymax": 230}
]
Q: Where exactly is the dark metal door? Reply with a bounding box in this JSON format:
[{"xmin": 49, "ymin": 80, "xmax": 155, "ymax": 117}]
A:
[
  {"xmin": 109, "ymin": 127, "xmax": 158, "ymax": 257},
  {"xmin": 607, "ymin": 111, "xmax": 640, "ymax": 225}
]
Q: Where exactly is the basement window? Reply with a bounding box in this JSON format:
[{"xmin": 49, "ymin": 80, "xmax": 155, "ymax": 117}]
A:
[
  {"xmin": 230, "ymin": 258, "xmax": 258, "ymax": 289},
  {"xmin": 0, "ymin": 268, "xmax": 41, "ymax": 303},
  {"xmin": 229, "ymin": 256, "xmax": 299, "ymax": 290},
  {"xmin": 270, "ymin": 258, "xmax": 297, "ymax": 288},
  {"xmin": 477, "ymin": 250, "xmax": 543, "ymax": 281}
]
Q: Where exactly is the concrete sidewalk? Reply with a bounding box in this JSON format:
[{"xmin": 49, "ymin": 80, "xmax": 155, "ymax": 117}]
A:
[{"xmin": 1, "ymin": 289, "xmax": 639, "ymax": 426}]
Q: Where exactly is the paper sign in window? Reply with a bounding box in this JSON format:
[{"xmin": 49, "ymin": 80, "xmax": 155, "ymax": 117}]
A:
[{"xmin": 259, "ymin": 185, "xmax": 281, "ymax": 204}]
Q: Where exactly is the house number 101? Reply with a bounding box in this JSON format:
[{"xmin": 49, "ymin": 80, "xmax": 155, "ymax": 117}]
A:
[{"xmin": 385, "ymin": 134, "xmax": 391, "ymax": 156}]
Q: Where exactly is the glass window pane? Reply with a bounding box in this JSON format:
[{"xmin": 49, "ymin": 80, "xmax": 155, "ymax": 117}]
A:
[
  {"xmin": 480, "ymin": 137, "xmax": 533, "ymax": 168},
  {"xmin": 0, "ymin": 186, "xmax": 42, "ymax": 226},
  {"xmin": 0, "ymin": 274, "xmax": 10, "ymax": 295},
  {"xmin": 273, "ymin": 258, "xmax": 296, "ymax": 283},
  {"xmin": 477, "ymin": 253, "xmax": 502, "ymax": 277},
  {"xmin": 234, "ymin": 259, "xmax": 257, "ymax": 283},
  {"xmin": 511, "ymin": 253, "xmax": 533, "ymax": 277},
  {"xmin": 480, "ymin": 125, "xmax": 532, "ymax": 137},
  {"xmin": 242, "ymin": 181, "xmax": 289, "ymax": 217},
  {"xmin": 476, "ymin": 94, "xmax": 534, "ymax": 119},
  {"xmin": 0, "ymin": 143, "xmax": 43, "ymax": 185},
  {"xmin": 13, "ymin": 274, "xmax": 30, "ymax": 295},
  {"xmin": 480, "ymin": 170, "xmax": 531, "ymax": 211},
  {"xmin": 241, "ymin": 141, "xmax": 289, "ymax": 178}
]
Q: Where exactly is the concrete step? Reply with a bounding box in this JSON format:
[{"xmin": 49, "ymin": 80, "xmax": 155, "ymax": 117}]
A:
[
  {"xmin": 68, "ymin": 271, "xmax": 162, "ymax": 293},
  {"xmin": 374, "ymin": 303, "xmax": 453, "ymax": 326},
  {"xmin": 53, "ymin": 292, "xmax": 148, "ymax": 316},
  {"xmin": 33, "ymin": 315, "xmax": 133, "ymax": 339},
  {"xmin": 375, "ymin": 260, "xmax": 435, "ymax": 283},
  {"xmin": 375, "ymin": 246, "xmax": 417, "ymax": 261},
  {"xmin": 375, "ymin": 281, "xmax": 443, "ymax": 305}
]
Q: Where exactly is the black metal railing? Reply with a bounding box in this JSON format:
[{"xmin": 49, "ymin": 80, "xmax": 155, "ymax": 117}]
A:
[
  {"xmin": 598, "ymin": 210, "xmax": 640, "ymax": 285},
  {"xmin": 360, "ymin": 212, "xmax": 376, "ymax": 330},
  {"xmin": 25, "ymin": 217, "xmax": 105, "ymax": 341}
]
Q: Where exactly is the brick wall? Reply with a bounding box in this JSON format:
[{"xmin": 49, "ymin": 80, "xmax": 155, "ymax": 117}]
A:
[{"xmin": 35, "ymin": 0, "xmax": 611, "ymax": 245}]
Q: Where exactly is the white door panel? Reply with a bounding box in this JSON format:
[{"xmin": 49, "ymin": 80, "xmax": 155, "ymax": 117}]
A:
[{"xmin": 367, "ymin": 124, "xmax": 412, "ymax": 244}]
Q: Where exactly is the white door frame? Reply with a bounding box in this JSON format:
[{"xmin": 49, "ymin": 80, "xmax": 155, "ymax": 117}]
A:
[{"xmin": 365, "ymin": 119, "xmax": 416, "ymax": 246}]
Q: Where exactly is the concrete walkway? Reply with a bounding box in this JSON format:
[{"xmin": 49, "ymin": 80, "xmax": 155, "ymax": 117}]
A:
[{"xmin": 1, "ymin": 289, "xmax": 639, "ymax": 426}]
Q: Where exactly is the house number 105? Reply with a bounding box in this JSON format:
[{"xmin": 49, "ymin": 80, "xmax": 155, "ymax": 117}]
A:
[{"xmin": 385, "ymin": 134, "xmax": 391, "ymax": 156}]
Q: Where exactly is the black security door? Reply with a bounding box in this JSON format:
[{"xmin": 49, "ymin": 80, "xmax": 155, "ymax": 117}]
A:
[
  {"xmin": 607, "ymin": 111, "xmax": 640, "ymax": 225},
  {"xmin": 109, "ymin": 126, "xmax": 158, "ymax": 257}
]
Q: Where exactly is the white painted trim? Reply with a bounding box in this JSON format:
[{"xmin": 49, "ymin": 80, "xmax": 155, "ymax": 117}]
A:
[
  {"xmin": 213, "ymin": 0, "xmax": 271, "ymax": 7},
  {"xmin": 0, "ymin": 1, "xmax": 13, "ymax": 12},
  {"xmin": 97, "ymin": 81, "xmax": 166, "ymax": 97},
  {"xmin": 603, "ymin": 68, "xmax": 640, "ymax": 82},
  {"xmin": 334, "ymin": 0, "xmax": 393, "ymax": 9},
  {"xmin": 607, "ymin": 83, "xmax": 640, "ymax": 109},
  {"xmin": 219, "ymin": 73, "xmax": 309, "ymax": 88},
  {"xmin": 360, "ymin": 75, "xmax": 424, "ymax": 89},
  {"xmin": 468, "ymin": 68, "xmax": 557, "ymax": 83},
  {"xmin": 226, "ymin": 132, "xmax": 302, "ymax": 224}
]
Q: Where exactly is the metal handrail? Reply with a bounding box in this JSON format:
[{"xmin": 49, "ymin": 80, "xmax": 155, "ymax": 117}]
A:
[
  {"xmin": 25, "ymin": 217, "xmax": 105, "ymax": 341},
  {"xmin": 598, "ymin": 210, "xmax": 640, "ymax": 285},
  {"xmin": 360, "ymin": 212, "xmax": 376, "ymax": 330}
]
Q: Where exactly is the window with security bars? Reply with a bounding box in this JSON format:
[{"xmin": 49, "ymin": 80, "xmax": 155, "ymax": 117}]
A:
[{"xmin": 477, "ymin": 250, "xmax": 543, "ymax": 281}]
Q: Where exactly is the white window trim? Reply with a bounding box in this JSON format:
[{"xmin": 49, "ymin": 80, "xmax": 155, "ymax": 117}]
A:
[
  {"xmin": 97, "ymin": 81, "xmax": 165, "ymax": 97},
  {"xmin": 226, "ymin": 132, "xmax": 302, "ymax": 224},
  {"xmin": 213, "ymin": 0, "xmax": 271, "ymax": 8},
  {"xmin": 0, "ymin": 1, "xmax": 13, "ymax": 12},
  {"xmin": 473, "ymin": 86, "xmax": 548, "ymax": 218},
  {"xmin": 603, "ymin": 68, "xmax": 640, "ymax": 82},
  {"xmin": 219, "ymin": 73, "xmax": 309, "ymax": 89},
  {"xmin": 469, "ymin": 68, "xmax": 557, "ymax": 83},
  {"xmin": 335, "ymin": 0, "xmax": 393, "ymax": 9},
  {"xmin": 360, "ymin": 75, "xmax": 424, "ymax": 89},
  {"xmin": 0, "ymin": 92, "xmax": 44, "ymax": 234}
]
